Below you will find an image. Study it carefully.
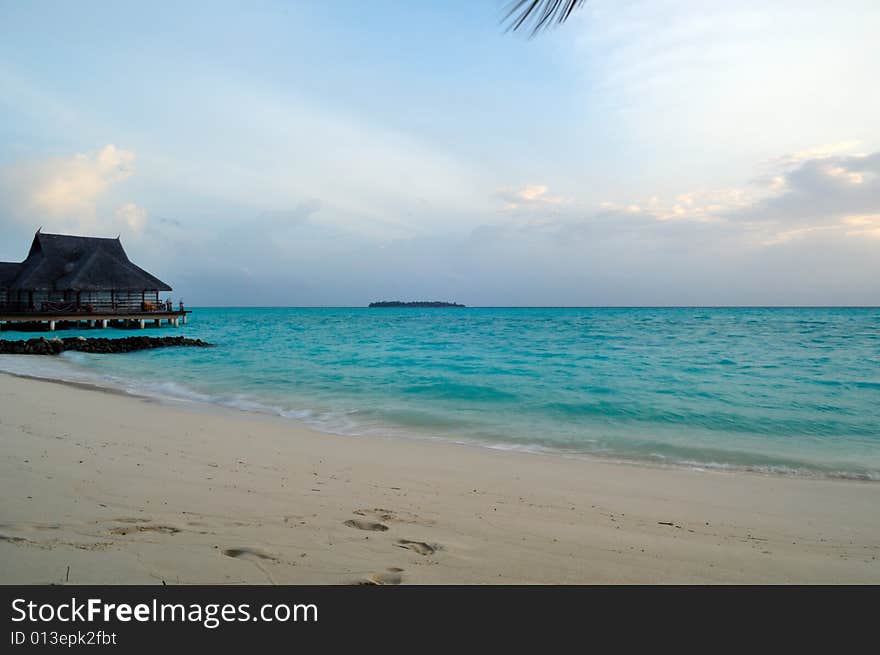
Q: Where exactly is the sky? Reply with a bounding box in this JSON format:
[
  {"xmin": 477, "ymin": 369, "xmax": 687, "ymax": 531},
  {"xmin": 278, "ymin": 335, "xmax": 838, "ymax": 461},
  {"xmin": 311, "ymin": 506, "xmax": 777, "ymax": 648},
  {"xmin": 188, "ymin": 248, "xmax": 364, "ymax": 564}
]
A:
[{"xmin": 1, "ymin": 0, "xmax": 878, "ymax": 306}]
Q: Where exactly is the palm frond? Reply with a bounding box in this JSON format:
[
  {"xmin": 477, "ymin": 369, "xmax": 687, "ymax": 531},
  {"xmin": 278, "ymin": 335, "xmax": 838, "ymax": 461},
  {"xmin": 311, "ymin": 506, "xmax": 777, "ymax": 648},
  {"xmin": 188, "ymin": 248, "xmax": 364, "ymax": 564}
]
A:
[{"xmin": 502, "ymin": 0, "xmax": 587, "ymax": 37}]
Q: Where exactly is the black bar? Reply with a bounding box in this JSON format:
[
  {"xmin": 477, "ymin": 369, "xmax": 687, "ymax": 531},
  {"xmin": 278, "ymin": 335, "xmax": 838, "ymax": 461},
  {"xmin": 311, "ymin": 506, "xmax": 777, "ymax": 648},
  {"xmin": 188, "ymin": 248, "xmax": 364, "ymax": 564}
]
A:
[{"xmin": 2, "ymin": 585, "xmax": 875, "ymax": 649}]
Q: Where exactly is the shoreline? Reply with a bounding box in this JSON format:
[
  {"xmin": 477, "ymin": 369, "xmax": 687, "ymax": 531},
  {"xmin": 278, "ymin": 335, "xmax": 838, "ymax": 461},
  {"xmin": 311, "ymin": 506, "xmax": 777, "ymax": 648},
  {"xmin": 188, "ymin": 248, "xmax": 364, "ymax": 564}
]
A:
[
  {"xmin": 0, "ymin": 367, "xmax": 845, "ymax": 483},
  {"xmin": 0, "ymin": 355, "xmax": 880, "ymax": 484},
  {"xmin": 0, "ymin": 360, "xmax": 875, "ymax": 484},
  {"xmin": 1, "ymin": 371, "xmax": 878, "ymax": 583}
]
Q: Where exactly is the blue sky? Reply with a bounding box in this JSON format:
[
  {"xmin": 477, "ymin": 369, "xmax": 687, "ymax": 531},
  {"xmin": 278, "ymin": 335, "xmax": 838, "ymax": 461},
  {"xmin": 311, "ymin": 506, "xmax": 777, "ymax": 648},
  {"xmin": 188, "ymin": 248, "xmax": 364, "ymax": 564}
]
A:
[{"xmin": 1, "ymin": 0, "xmax": 879, "ymax": 305}]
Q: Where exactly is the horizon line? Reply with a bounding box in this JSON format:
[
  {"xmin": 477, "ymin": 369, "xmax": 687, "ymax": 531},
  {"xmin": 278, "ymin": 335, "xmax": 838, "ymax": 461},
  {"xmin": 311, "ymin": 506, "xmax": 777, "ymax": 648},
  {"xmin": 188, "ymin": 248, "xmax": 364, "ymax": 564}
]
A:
[{"xmin": 172, "ymin": 305, "xmax": 880, "ymax": 309}]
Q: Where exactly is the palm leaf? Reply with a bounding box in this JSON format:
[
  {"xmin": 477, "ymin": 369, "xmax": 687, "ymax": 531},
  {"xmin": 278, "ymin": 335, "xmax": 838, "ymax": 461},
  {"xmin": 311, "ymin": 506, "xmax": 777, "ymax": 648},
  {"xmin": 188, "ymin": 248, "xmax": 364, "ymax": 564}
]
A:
[{"xmin": 502, "ymin": 0, "xmax": 587, "ymax": 36}]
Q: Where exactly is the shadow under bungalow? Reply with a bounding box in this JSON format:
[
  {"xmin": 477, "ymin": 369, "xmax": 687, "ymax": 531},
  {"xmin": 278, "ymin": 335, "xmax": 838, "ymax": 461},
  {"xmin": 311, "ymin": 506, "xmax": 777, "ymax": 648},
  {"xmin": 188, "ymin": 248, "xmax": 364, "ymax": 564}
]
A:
[{"xmin": 0, "ymin": 230, "xmax": 188, "ymax": 331}]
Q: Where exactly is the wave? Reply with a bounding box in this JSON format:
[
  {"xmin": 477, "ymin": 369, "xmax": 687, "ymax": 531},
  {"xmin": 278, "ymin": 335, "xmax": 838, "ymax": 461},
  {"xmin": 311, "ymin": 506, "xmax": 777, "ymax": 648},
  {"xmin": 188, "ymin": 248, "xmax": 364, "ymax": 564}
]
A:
[
  {"xmin": 401, "ymin": 381, "xmax": 518, "ymax": 401},
  {"xmin": 541, "ymin": 399, "xmax": 876, "ymax": 438}
]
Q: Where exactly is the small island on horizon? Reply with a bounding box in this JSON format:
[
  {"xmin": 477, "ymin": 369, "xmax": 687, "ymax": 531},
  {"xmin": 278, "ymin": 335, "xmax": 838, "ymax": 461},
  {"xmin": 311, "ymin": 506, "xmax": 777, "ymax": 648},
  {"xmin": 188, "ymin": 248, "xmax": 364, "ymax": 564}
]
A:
[{"xmin": 368, "ymin": 300, "xmax": 466, "ymax": 308}]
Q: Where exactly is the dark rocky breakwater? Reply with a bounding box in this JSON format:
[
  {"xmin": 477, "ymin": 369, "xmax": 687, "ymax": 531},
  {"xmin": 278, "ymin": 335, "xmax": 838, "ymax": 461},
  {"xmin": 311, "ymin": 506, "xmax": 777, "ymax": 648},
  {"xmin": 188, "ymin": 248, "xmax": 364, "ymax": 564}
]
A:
[{"xmin": 0, "ymin": 336, "xmax": 213, "ymax": 355}]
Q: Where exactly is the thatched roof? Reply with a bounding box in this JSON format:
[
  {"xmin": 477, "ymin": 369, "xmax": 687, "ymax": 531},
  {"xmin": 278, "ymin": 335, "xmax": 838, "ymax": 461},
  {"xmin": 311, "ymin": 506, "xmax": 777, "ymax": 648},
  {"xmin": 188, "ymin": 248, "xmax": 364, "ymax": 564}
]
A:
[
  {"xmin": 0, "ymin": 231, "xmax": 171, "ymax": 292},
  {"xmin": 0, "ymin": 262, "xmax": 20, "ymax": 287}
]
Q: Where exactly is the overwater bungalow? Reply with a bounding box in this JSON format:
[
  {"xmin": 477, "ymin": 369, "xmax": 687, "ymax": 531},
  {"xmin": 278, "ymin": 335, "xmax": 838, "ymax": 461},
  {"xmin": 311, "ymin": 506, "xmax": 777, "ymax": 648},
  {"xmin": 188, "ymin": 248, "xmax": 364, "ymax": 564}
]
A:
[{"xmin": 0, "ymin": 230, "xmax": 188, "ymax": 331}]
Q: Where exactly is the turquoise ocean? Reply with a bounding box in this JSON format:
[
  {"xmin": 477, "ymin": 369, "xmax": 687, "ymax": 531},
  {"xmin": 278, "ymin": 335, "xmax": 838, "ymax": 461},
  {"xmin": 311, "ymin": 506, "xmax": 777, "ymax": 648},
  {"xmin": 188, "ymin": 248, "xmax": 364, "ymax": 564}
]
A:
[{"xmin": 1, "ymin": 307, "xmax": 878, "ymax": 480}]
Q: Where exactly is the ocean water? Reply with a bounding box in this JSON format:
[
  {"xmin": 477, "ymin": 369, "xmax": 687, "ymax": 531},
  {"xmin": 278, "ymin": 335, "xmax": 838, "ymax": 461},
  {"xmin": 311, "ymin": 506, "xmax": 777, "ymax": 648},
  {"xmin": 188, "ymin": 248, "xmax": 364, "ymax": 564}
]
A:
[{"xmin": 1, "ymin": 307, "xmax": 879, "ymax": 479}]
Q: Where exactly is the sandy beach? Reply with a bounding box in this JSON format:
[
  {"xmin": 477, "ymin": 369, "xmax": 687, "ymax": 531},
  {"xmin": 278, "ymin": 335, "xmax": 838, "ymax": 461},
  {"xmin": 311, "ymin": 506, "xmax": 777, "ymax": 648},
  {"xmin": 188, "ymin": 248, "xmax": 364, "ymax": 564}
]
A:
[{"xmin": 1, "ymin": 371, "xmax": 878, "ymax": 584}]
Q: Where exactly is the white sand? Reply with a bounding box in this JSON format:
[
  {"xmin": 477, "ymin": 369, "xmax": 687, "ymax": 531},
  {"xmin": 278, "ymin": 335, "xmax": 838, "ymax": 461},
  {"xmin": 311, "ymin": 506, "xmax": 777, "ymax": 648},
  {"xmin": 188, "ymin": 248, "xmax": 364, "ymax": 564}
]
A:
[{"xmin": 1, "ymin": 372, "xmax": 878, "ymax": 584}]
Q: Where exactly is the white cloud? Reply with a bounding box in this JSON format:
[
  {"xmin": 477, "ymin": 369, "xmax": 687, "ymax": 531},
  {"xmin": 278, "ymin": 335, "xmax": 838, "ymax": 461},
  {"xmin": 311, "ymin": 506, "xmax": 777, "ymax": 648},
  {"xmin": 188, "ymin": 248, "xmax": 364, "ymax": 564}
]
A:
[
  {"xmin": 600, "ymin": 188, "xmax": 754, "ymax": 223},
  {"xmin": 517, "ymin": 185, "xmax": 549, "ymax": 202},
  {"xmin": 114, "ymin": 202, "xmax": 148, "ymax": 235},
  {"xmin": 842, "ymin": 214, "xmax": 880, "ymax": 239},
  {"xmin": 767, "ymin": 140, "xmax": 863, "ymax": 168},
  {"xmin": 0, "ymin": 144, "xmax": 147, "ymax": 237},
  {"xmin": 8, "ymin": 145, "xmax": 133, "ymax": 217},
  {"xmin": 488, "ymin": 145, "xmax": 880, "ymax": 256},
  {"xmin": 738, "ymin": 151, "xmax": 880, "ymax": 226},
  {"xmin": 496, "ymin": 184, "xmax": 568, "ymax": 210},
  {"xmin": 588, "ymin": 143, "xmax": 880, "ymax": 249},
  {"xmin": 37, "ymin": 143, "xmax": 873, "ymax": 308}
]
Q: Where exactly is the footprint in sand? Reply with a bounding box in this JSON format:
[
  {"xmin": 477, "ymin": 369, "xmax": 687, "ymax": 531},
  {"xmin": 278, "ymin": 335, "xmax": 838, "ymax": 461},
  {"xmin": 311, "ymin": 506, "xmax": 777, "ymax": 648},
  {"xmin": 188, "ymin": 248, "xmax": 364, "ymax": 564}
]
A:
[
  {"xmin": 221, "ymin": 547, "xmax": 277, "ymax": 561},
  {"xmin": 343, "ymin": 519, "xmax": 389, "ymax": 532},
  {"xmin": 396, "ymin": 539, "xmax": 439, "ymax": 556},
  {"xmin": 354, "ymin": 508, "xmax": 428, "ymax": 525},
  {"xmin": 0, "ymin": 522, "xmax": 62, "ymax": 535},
  {"xmin": 109, "ymin": 525, "xmax": 180, "ymax": 536},
  {"xmin": 354, "ymin": 570, "xmax": 403, "ymax": 585},
  {"xmin": 354, "ymin": 508, "xmax": 396, "ymax": 522}
]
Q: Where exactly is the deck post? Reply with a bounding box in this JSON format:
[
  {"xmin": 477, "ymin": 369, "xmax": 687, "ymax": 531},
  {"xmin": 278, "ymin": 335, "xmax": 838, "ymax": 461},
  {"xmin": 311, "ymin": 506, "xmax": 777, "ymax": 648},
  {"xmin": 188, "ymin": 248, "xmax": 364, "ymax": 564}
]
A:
[
  {"xmin": 139, "ymin": 319, "xmax": 145, "ymax": 329},
  {"xmin": 154, "ymin": 319, "xmax": 161, "ymax": 327},
  {"xmin": 101, "ymin": 320, "xmax": 108, "ymax": 329},
  {"xmin": 182, "ymin": 314, "xmax": 187, "ymax": 325},
  {"xmin": 48, "ymin": 320, "xmax": 55, "ymax": 331}
]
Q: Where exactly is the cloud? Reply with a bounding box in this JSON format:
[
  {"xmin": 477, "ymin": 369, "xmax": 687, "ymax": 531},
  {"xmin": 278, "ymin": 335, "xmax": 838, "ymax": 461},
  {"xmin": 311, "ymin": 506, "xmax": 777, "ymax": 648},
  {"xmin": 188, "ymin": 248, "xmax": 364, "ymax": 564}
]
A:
[
  {"xmin": 599, "ymin": 188, "xmax": 754, "ymax": 223},
  {"xmin": 842, "ymin": 214, "xmax": 880, "ymax": 240},
  {"xmin": 0, "ymin": 144, "xmax": 150, "ymax": 239},
  {"xmin": 3, "ymin": 141, "xmax": 877, "ymax": 306},
  {"xmin": 496, "ymin": 184, "xmax": 568, "ymax": 210},
  {"xmin": 1, "ymin": 145, "xmax": 134, "ymax": 219},
  {"xmin": 114, "ymin": 202, "xmax": 148, "ymax": 235},
  {"xmin": 100, "ymin": 143, "xmax": 880, "ymax": 306},
  {"xmin": 578, "ymin": 144, "xmax": 880, "ymax": 250},
  {"xmin": 516, "ymin": 185, "xmax": 549, "ymax": 202},
  {"xmin": 734, "ymin": 152, "xmax": 880, "ymax": 232},
  {"xmin": 766, "ymin": 140, "xmax": 864, "ymax": 168},
  {"xmin": 483, "ymin": 145, "xmax": 880, "ymax": 260}
]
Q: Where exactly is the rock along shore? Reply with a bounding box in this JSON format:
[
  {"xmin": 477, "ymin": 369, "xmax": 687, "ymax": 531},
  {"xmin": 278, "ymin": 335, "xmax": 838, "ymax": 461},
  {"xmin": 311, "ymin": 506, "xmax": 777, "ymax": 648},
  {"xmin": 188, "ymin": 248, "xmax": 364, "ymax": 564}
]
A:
[{"xmin": 0, "ymin": 336, "xmax": 213, "ymax": 356}]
